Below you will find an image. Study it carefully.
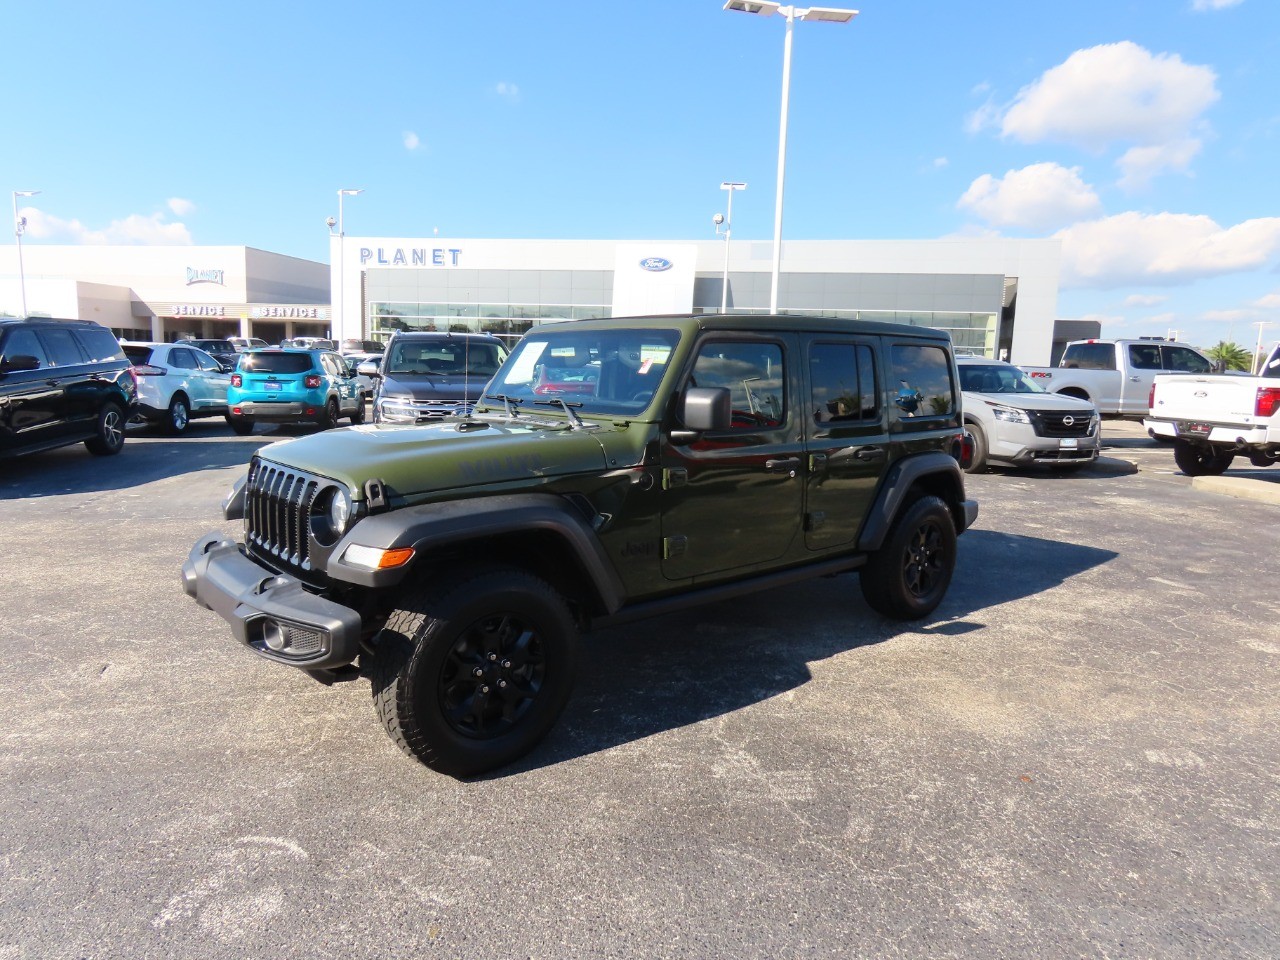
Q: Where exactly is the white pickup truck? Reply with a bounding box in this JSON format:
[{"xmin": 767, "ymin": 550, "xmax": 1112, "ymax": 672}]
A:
[
  {"xmin": 1020, "ymin": 338, "xmax": 1214, "ymax": 416},
  {"xmin": 1144, "ymin": 343, "xmax": 1280, "ymax": 475}
]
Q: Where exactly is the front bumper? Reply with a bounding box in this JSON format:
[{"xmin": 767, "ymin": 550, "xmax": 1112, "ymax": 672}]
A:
[
  {"xmin": 989, "ymin": 422, "xmax": 1100, "ymax": 466},
  {"xmin": 181, "ymin": 533, "xmax": 363, "ymax": 669}
]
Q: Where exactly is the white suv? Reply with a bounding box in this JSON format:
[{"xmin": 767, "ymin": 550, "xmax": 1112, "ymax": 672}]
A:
[
  {"xmin": 121, "ymin": 342, "xmax": 233, "ymax": 434},
  {"xmin": 957, "ymin": 355, "xmax": 1101, "ymax": 472}
]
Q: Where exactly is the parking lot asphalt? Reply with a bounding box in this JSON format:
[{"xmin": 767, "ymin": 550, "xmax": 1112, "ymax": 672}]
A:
[{"xmin": 1, "ymin": 419, "xmax": 1277, "ymax": 959}]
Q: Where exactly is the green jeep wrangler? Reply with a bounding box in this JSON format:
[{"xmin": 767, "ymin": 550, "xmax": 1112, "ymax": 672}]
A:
[{"xmin": 183, "ymin": 315, "xmax": 977, "ymax": 776}]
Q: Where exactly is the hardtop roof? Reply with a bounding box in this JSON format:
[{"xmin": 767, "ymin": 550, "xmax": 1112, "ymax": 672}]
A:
[{"xmin": 533, "ymin": 313, "xmax": 953, "ymax": 342}]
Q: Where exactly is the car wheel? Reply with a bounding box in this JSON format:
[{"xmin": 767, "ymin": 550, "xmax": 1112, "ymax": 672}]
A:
[
  {"xmin": 369, "ymin": 566, "xmax": 579, "ymax": 778},
  {"xmin": 165, "ymin": 394, "xmax": 190, "ymax": 435},
  {"xmin": 226, "ymin": 415, "xmax": 255, "ymax": 436},
  {"xmin": 859, "ymin": 495, "xmax": 956, "ymax": 620},
  {"xmin": 85, "ymin": 402, "xmax": 127, "ymax": 456},
  {"xmin": 320, "ymin": 398, "xmax": 340, "ymax": 430},
  {"xmin": 1172, "ymin": 439, "xmax": 1234, "ymax": 476},
  {"xmin": 350, "ymin": 394, "xmax": 366, "ymax": 425},
  {"xmin": 964, "ymin": 421, "xmax": 988, "ymax": 474}
]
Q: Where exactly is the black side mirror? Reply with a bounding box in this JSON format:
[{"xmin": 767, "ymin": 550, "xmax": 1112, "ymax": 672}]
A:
[
  {"xmin": 681, "ymin": 387, "xmax": 732, "ymax": 432},
  {"xmin": 0, "ymin": 354, "xmax": 41, "ymax": 374}
]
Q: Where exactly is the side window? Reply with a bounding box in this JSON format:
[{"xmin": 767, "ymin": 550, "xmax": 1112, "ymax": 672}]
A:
[
  {"xmin": 810, "ymin": 342, "xmax": 878, "ymax": 424},
  {"xmin": 1062, "ymin": 343, "xmax": 1116, "ymax": 370},
  {"xmin": 73, "ymin": 326, "xmax": 125, "ymax": 362},
  {"xmin": 1128, "ymin": 344, "xmax": 1162, "ymax": 370},
  {"xmin": 194, "ymin": 350, "xmax": 222, "ymax": 372},
  {"xmin": 1, "ymin": 329, "xmax": 50, "ymax": 369},
  {"xmin": 889, "ymin": 343, "xmax": 955, "ymax": 418},
  {"xmin": 169, "ymin": 348, "xmax": 198, "ymax": 370},
  {"xmin": 691, "ymin": 340, "xmax": 786, "ymax": 429},
  {"xmin": 38, "ymin": 327, "xmax": 88, "ymax": 367},
  {"xmin": 1163, "ymin": 346, "xmax": 1211, "ymax": 373}
]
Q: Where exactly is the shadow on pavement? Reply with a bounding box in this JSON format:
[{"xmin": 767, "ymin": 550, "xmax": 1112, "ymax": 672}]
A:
[{"xmin": 493, "ymin": 529, "xmax": 1117, "ymax": 778}]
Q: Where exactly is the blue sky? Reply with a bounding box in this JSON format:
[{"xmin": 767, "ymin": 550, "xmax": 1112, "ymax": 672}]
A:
[{"xmin": 5, "ymin": 0, "xmax": 1278, "ymax": 350}]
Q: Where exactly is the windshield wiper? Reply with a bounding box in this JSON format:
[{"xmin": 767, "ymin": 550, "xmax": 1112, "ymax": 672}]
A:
[
  {"xmin": 483, "ymin": 392, "xmax": 522, "ymax": 417},
  {"xmin": 533, "ymin": 397, "xmax": 596, "ymax": 430}
]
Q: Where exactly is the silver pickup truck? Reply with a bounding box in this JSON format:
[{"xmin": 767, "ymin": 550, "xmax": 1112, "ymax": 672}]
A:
[
  {"xmin": 1144, "ymin": 343, "xmax": 1280, "ymax": 475},
  {"xmin": 1020, "ymin": 338, "xmax": 1213, "ymax": 416}
]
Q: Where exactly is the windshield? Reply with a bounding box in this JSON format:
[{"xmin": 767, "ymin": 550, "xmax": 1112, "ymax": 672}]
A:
[
  {"xmin": 489, "ymin": 328, "xmax": 680, "ymax": 416},
  {"xmin": 959, "ymin": 363, "xmax": 1045, "ymax": 394},
  {"xmin": 386, "ymin": 339, "xmax": 506, "ymax": 378}
]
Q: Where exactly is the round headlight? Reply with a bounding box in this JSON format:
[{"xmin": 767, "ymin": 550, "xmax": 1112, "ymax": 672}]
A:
[{"xmin": 327, "ymin": 486, "xmax": 353, "ymax": 536}]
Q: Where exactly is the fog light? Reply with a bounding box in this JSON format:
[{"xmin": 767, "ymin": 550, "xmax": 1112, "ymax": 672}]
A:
[{"xmin": 262, "ymin": 619, "xmax": 287, "ymax": 652}]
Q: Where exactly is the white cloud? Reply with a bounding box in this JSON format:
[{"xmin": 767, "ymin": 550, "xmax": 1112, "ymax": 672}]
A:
[
  {"xmin": 957, "ymin": 162, "xmax": 1101, "ymax": 230},
  {"xmin": 403, "ymin": 131, "xmax": 421, "ymax": 150},
  {"xmin": 1055, "ymin": 212, "xmax": 1280, "ymax": 288},
  {"xmin": 933, "ymin": 157, "xmax": 949, "ymax": 169},
  {"xmin": 1124, "ymin": 294, "xmax": 1169, "ymax": 307},
  {"xmin": 1116, "ymin": 137, "xmax": 1202, "ymax": 190},
  {"xmin": 22, "ymin": 208, "xmax": 192, "ymax": 245},
  {"xmin": 1253, "ymin": 293, "xmax": 1280, "ymax": 309},
  {"xmin": 167, "ymin": 197, "xmax": 195, "ymax": 216},
  {"xmin": 1000, "ymin": 42, "xmax": 1219, "ymax": 152},
  {"xmin": 495, "ymin": 81, "xmax": 520, "ymax": 101},
  {"xmin": 1192, "ymin": 0, "xmax": 1243, "ymax": 10}
]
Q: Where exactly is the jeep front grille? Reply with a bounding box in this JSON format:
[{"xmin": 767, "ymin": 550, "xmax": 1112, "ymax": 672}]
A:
[
  {"xmin": 244, "ymin": 458, "xmax": 321, "ymax": 576},
  {"xmin": 1030, "ymin": 409, "xmax": 1095, "ymax": 438}
]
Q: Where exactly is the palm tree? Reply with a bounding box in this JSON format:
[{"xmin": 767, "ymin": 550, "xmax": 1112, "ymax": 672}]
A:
[{"xmin": 1204, "ymin": 341, "xmax": 1252, "ymax": 372}]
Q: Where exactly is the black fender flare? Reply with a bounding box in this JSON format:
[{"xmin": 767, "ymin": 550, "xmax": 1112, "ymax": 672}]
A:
[
  {"xmin": 856, "ymin": 452, "xmax": 976, "ymax": 552},
  {"xmin": 324, "ymin": 493, "xmax": 627, "ymax": 614}
]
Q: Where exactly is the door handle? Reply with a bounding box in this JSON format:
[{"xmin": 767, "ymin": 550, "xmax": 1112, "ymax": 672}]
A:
[
  {"xmin": 854, "ymin": 446, "xmax": 886, "ymax": 462},
  {"xmin": 765, "ymin": 457, "xmax": 801, "ymax": 477},
  {"xmin": 1129, "ymin": 376, "xmax": 1141, "ymax": 382}
]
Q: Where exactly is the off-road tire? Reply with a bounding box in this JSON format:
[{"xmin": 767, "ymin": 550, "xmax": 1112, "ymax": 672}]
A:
[
  {"xmin": 964, "ymin": 421, "xmax": 988, "ymax": 474},
  {"xmin": 369, "ymin": 566, "xmax": 579, "ymax": 778},
  {"xmin": 859, "ymin": 495, "xmax": 956, "ymax": 620},
  {"xmin": 350, "ymin": 394, "xmax": 366, "ymax": 425},
  {"xmin": 226, "ymin": 415, "xmax": 255, "ymax": 436},
  {"xmin": 1173, "ymin": 439, "xmax": 1234, "ymax": 476},
  {"xmin": 85, "ymin": 402, "xmax": 127, "ymax": 456},
  {"xmin": 165, "ymin": 394, "xmax": 190, "ymax": 435}
]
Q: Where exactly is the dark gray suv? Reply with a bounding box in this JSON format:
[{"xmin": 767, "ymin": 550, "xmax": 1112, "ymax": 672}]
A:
[
  {"xmin": 0, "ymin": 318, "xmax": 138, "ymax": 458},
  {"xmin": 366, "ymin": 332, "xmax": 508, "ymax": 423}
]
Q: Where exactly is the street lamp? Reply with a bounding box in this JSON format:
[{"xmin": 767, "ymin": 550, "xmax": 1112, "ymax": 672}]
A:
[
  {"xmin": 336, "ymin": 188, "xmax": 363, "ymax": 338},
  {"xmin": 723, "ymin": 1, "xmax": 858, "ymax": 314},
  {"xmin": 12, "ymin": 190, "xmax": 40, "ymax": 318},
  {"xmin": 715, "ymin": 181, "xmax": 747, "ymax": 313}
]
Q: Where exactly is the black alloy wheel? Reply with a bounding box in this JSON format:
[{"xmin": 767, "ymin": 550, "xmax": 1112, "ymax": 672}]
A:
[
  {"xmin": 437, "ymin": 613, "xmax": 546, "ymax": 739},
  {"xmin": 321, "ymin": 398, "xmax": 340, "ymax": 430},
  {"xmin": 1172, "ymin": 439, "xmax": 1234, "ymax": 476},
  {"xmin": 859, "ymin": 495, "xmax": 957, "ymax": 620}
]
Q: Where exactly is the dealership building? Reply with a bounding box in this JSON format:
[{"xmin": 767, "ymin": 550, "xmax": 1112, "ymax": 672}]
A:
[{"xmin": 1, "ymin": 236, "xmax": 1084, "ymax": 364}]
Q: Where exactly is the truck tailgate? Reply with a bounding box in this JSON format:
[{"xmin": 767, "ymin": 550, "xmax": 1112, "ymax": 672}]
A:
[{"xmin": 1150, "ymin": 375, "xmax": 1261, "ymax": 423}]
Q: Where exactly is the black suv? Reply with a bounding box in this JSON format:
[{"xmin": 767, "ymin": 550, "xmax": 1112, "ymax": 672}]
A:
[
  {"xmin": 367, "ymin": 331, "xmax": 508, "ymax": 423},
  {"xmin": 181, "ymin": 338, "xmax": 238, "ymax": 370},
  {"xmin": 184, "ymin": 315, "xmax": 977, "ymax": 777},
  {"xmin": 0, "ymin": 318, "xmax": 138, "ymax": 458}
]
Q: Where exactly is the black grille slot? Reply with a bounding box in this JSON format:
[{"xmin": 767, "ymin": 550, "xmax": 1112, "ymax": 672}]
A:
[
  {"xmin": 1030, "ymin": 409, "xmax": 1094, "ymax": 438},
  {"xmin": 244, "ymin": 458, "xmax": 322, "ymax": 577}
]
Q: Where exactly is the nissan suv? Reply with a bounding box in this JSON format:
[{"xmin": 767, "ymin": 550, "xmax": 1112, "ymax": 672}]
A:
[
  {"xmin": 0, "ymin": 318, "xmax": 137, "ymax": 459},
  {"xmin": 183, "ymin": 315, "xmax": 977, "ymax": 777}
]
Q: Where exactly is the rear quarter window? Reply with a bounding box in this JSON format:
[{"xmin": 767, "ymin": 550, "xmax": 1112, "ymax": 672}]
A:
[{"xmin": 889, "ymin": 343, "xmax": 955, "ymax": 419}]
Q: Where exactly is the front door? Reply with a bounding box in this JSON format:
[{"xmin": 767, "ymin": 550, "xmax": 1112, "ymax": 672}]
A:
[{"xmin": 660, "ymin": 335, "xmax": 803, "ymax": 581}]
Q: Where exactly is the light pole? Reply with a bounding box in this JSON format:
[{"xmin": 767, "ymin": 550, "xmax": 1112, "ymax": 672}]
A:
[
  {"xmin": 12, "ymin": 190, "xmax": 40, "ymax": 318},
  {"xmin": 1252, "ymin": 321, "xmax": 1272, "ymax": 375},
  {"xmin": 715, "ymin": 182, "xmax": 747, "ymax": 313},
  {"xmin": 722, "ymin": 1, "xmax": 857, "ymax": 314},
  {"xmin": 337, "ymin": 188, "xmax": 363, "ymax": 338}
]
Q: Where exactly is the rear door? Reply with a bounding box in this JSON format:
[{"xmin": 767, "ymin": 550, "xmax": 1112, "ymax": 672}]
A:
[
  {"xmin": 192, "ymin": 348, "xmax": 230, "ymax": 409},
  {"xmin": 1122, "ymin": 342, "xmax": 1164, "ymax": 413},
  {"xmin": 803, "ymin": 336, "xmax": 887, "ymax": 551},
  {"xmin": 35, "ymin": 326, "xmax": 93, "ymax": 433},
  {"xmin": 659, "ymin": 334, "xmax": 804, "ymax": 580}
]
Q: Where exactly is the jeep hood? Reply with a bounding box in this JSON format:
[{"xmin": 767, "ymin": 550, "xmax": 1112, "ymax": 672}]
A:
[{"xmin": 258, "ymin": 419, "xmax": 617, "ymax": 498}]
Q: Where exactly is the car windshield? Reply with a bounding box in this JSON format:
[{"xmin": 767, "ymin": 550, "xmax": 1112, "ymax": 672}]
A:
[
  {"xmin": 386, "ymin": 339, "xmax": 505, "ymax": 378},
  {"xmin": 238, "ymin": 351, "xmax": 314, "ymax": 374},
  {"xmin": 959, "ymin": 363, "xmax": 1045, "ymax": 394},
  {"xmin": 489, "ymin": 328, "xmax": 681, "ymax": 416}
]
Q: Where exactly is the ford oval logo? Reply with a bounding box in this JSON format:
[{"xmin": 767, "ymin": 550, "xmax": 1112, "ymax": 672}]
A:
[{"xmin": 639, "ymin": 257, "xmax": 672, "ymax": 272}]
